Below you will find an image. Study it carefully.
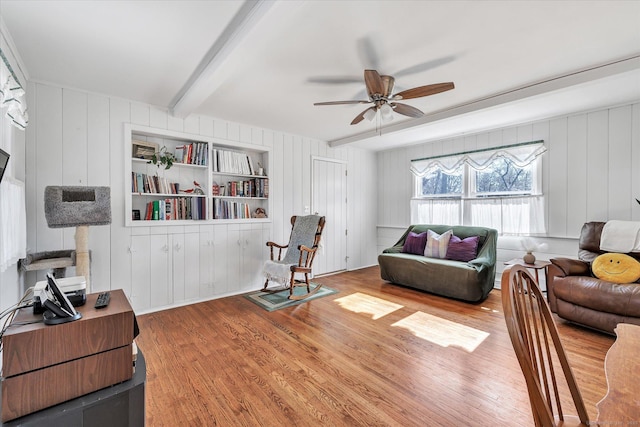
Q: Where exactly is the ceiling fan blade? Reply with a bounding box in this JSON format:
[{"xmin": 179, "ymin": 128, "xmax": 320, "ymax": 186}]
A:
[
  {"xmin": 364, "ymin": 70, "xmax": 384, "ymax": 97},
  {"xmin": 307, "ymin": 76, "xmax": 362, "ymax": 84},
  {"xmin": 392, "ymin": 82, "xmax": 455, "ymax": 100},
  {"xmin": 394, "ymin": 55, "xmax": 457, "ymax": 77},
  {"xmin": 314, "ymin": 100, "xmax": 370, "ymax": 106},
  {"xmin": 351, "ymin": 106, "xmax": 377, "ymax": 125},
  {"xmin": 380, "ymin": 75, "xmax": 395, "ymax": 98},
  {"xmin": 356, "ymin": 37, "xmax": 381, "ymax": 70},
  {"xmin": 391, "ymin": 102, "xmax": 424, "ymax": 118}
]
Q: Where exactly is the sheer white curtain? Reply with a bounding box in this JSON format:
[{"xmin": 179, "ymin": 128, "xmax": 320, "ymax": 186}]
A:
[
  {"xmin": 0, "ymin": 176, "xmax": 26, "ymax": 272},
  {"xmin": 411, "ymin": 199, "xmax": 461, "ymax": 225},
  {"xmin": 466, "ymin": 196, "xmax": 545, "ymax": 235}
]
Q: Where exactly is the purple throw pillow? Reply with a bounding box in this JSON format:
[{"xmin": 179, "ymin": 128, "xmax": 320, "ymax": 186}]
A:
[
  {"xmin": 402, "ymin": 231, "xmax": 428, "ymax": 255},
  {"xmin": 446, "ymin": 235, "xmax": 480, "ymax": 262}
]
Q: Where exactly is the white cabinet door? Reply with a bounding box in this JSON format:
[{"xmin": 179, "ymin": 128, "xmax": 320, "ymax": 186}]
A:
[
  {"xmin": 198, "ymin": 225, "xmax": 215, "ymax": 298},
  {"xmin": 240, "ymin": 224, "xmax": 270, "ymax": 292},
  {"xmin": 130, "ymin": 234, "xmax": 151, "ymax": 312},
  {"xmin": 181, "ymin": 231, "xmax": 201, "ymax": 301},
  {"xmin": 149, "ymin": 234, "xmax": 171, "ymax": 309},
  {"xmin": 211, "ymin": 223, "xmax": 270, "ymax": 295},
  {"xmin": 225, "ymin": 225, "xmax": 243, "ymax": 294},
  {"xmin": 172, "ymin": 233, "xmax": 186, "ymax": 303}
]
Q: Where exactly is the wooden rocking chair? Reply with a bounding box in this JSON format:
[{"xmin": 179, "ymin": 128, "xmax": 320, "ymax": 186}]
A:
[{"xmin": 263, "ymin": 215, "xmax": 326, "ymax": 301}]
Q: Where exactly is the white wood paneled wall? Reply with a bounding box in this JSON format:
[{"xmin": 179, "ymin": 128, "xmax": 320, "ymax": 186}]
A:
[
  {"xmin": 377, "ymin": 101, "xmax": 640, "ymax": 283},
  {"xmin": 20, "ymin": 82, "xmax": 378, "ymax": 313}
]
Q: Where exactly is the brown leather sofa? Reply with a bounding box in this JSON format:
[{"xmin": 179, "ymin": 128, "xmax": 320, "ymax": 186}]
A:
[{"xmin": 548, "ymin": 222, "xmax": 640, "ymax": 335}]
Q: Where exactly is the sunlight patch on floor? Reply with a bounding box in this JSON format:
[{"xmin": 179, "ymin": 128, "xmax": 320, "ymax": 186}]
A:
[
  {"xmin": 391, "ymin": 311, "xmax": 490, "ymax": 352},
  {"xmin": 334, "ymin": 292, "xmax": 404, "ymax": 319}
]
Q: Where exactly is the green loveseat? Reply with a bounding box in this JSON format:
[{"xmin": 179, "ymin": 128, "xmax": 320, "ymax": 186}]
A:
[{"xmin": 378, "ymin": 224, "xmax": 498, "ymax": 302}]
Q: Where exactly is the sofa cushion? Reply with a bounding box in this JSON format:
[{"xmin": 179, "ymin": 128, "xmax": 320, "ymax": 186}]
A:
[
  {"xmin": 446, "ymin": 235, "xmax": 479, "ymax": 262},
  {"xmin": 402, "ymin": 231, "xmax": 428, "ymax": 255},
  {"xmin": 424, "ymin": 229, "xmax": 452, "ymax": 258},
  {"xmin": 378, "ymin": 252, "xmax": 489, "ymax": 302},
  {"xmin": 552, "ymin": 275, "xmax": 640, "ymax": 317}
]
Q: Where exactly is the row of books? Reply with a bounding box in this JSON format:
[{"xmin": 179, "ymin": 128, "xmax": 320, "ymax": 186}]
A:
[
  {"xmin": 212, "ymin": 148, "xmax": 257, "ymax": 175},
  {"xmin": 213, "ymin": 199, "xmax": 258, "ymax": 220},
  {"xmin": 175, "ymin": 142, "xmax": 208, "ymax": 166},
  {"xmin": 141, "ymin": 198, "xmax": 206, "ymax": 221},
  {"xmin": 132, "ymin": 172, "xmax": 179, "ymax": 195},
  {"xmin": 212, "ymin": 178, "xmax": 269, "ymax": 198}
]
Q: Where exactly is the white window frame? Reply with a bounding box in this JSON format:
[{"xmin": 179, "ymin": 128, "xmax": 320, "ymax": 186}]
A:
[{"xmin": 411, "ymin": 141, "xmax": 546, "ymax": 235}]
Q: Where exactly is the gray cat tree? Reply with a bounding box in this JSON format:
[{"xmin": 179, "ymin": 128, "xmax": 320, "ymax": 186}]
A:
[{"xmin": 43, "ymin": 186, "xmax": 111, "ymax": 290}]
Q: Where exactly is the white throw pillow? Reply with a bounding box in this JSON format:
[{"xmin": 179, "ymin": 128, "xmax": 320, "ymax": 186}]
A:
[{"xmin": 424, "ymin": 229, "xmax": 453, "ymax": 259}]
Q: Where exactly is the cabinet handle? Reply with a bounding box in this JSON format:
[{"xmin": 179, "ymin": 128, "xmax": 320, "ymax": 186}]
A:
[
  {"xmin": 128, "ymin": 246, "xmax": 137, "ymax": 253},
  {"xmin": 162, "ymin": 245, "xmax": 169, "ymax": 253},
  {"xmin": 174, "ymin": 243, "xmax": 181, "ymax": 252}
]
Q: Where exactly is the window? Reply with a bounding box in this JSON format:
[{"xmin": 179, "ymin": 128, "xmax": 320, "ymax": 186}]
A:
[
  {"xmin": 473, "ymin": 157, "xmax": 532, "ymax": 196},
  {"xmin": 411, "ymin": 141, "xmax": 546, "ymax": 235},
  {"xmin": 420, "ymin": 168, "xmax": 462, "ymax": 197}
]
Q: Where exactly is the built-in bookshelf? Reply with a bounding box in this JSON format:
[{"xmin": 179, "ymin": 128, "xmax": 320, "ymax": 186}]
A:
[{"xmin": 124, "ymin": 124, "xmax": 270, "ymax": 226}]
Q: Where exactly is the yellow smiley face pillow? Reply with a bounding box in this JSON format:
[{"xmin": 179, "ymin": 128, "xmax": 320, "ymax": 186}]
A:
[{"xmin": 592, "ymin": 253, "xmax": 640, "ymax": 284}]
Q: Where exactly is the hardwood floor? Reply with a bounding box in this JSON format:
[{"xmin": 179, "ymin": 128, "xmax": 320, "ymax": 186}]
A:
[{"xmin": 135, "ymin": 266, "xmax": 614, "ymax": 426}]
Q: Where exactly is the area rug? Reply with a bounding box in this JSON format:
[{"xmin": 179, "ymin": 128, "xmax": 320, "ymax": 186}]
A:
[{"xmin": 244, "ymin": 283, "xmax": 338, "ymax": 311}]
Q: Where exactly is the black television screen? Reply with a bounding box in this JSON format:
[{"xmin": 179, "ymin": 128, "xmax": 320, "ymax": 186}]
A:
[{"xmin": 0, "ymin": 148, "xmax": 9, "ymax": 183}]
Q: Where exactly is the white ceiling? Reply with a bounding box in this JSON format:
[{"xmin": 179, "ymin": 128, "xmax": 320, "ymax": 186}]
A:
[{"xmin": 2, "ymin": 0, "xmax": 639, "ymax": 151}]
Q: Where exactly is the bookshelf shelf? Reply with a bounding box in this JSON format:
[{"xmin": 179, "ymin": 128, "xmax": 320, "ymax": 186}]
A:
[
  {"xmin": 132, "ymin": 157, "xmax": 207, "ymax": 170},
  {"xmin": 125, "ymin": 124, "xmax": 271, "ymax": 226},
  {"xmin": 212, "ymin": 196, "xmax": 268, "ymax": 200}
]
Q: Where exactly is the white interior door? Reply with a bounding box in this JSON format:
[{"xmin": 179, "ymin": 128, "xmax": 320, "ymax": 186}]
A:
[{"xmin": 312, "ymin": 157, "xmax": 347, "ymax": 275}]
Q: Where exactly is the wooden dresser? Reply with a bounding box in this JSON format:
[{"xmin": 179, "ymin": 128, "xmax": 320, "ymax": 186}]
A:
[{"xmin": 1, "ymin": 289, "xmax": 135, "ymax": 422}]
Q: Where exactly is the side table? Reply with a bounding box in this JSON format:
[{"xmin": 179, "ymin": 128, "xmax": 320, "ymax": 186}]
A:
[{"xmin": 504, "ymin": 258, "xmax": 551, "ymax": 289}]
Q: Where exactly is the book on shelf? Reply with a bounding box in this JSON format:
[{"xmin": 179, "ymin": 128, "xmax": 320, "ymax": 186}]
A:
[
  {"xmin": 174, "ymin": 142, "xmax": 208, "ymax": 166},
  {"xmin": 212, "ymin": 148, "xmax": 258, "ymax": 175},
  {"xmin": 132, "ymin": 172, "xmax": 180, "ymax": 195},
  {"xmin": 213, "ymin": 199, "xmax": 257, "ymax": 220},
  {"xmin": 219, "ymin": 178, "xmax": 268, "ymax": 198},
  {"xmin": 140, "ymin": 197, "xmax": 206, "ymax": 221}
]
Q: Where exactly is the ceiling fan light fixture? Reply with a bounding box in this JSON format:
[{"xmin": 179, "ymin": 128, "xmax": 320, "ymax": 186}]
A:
[
  {"xmin": 363, "ymin": 108, "xmax": 377, "ymax": 121},
  {"xmin": 380, "ymin": 103, "xmax": 394, "ymax": 122}
]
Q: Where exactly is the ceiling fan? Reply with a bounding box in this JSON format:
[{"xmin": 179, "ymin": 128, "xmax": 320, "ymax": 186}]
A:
[{"xmin": 313, "ymin": 70, "xmax": 454, "ymax": 125}]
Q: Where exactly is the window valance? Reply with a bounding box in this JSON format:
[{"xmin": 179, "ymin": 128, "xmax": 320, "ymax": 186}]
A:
[
  {"xmin": 410, "ymin": 140, "xmax": 546, "ymax": 177},
  {"xmin": 0, "ymin": 48, "xmax": 28, "ymax": 130}
]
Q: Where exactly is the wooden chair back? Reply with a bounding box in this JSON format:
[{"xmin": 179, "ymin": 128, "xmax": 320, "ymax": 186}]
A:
[{"xmin": 501, "ymin": 265, "xmax": 589, "ymax": 427}]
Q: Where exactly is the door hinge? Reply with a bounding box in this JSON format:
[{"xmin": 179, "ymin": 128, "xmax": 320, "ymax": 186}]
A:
[{"xmin": 345, "ymin": 229, "xmax": 348, "ymax": 236}]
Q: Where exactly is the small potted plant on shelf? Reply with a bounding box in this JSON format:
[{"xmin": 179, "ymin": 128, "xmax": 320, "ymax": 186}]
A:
[{"xmin": 147, "ymin": 146, "xmax": 176, "ymax": 171}]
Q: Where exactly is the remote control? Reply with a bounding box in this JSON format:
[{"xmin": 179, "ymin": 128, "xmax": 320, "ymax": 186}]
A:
[{"xmin": 94, "ymin": 291, "xmax": 111, "ymax": 309}]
